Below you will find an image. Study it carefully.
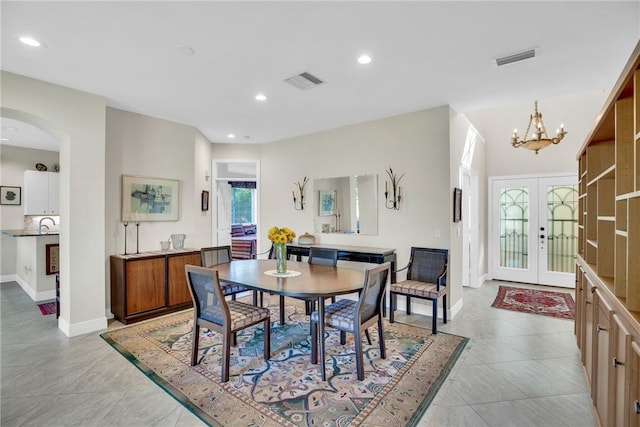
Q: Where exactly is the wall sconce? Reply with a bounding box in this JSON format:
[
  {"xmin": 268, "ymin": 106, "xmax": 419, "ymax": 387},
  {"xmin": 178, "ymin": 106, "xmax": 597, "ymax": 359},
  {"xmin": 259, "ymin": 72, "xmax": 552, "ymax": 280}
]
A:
[
  {"xmin": 292, "ymin": 176, "xmax": 309, "ymax": 210},
  {"xmin": 384, "ymin": 167, "xmax": 404, "ymax": 210}
]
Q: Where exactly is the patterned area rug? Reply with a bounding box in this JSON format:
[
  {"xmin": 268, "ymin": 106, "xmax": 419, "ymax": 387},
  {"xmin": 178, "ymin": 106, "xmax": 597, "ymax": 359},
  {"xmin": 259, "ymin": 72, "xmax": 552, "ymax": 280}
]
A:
[
  {"xmin": 37, "ymin": 301, "xmax": 56, "ymax": 315},
  {"xmin": 101, "ymin": 296, "xmax": 468, "ymax": 426},
  {"xmin": 491, "ymin": 285, "xmax": 575, "ymax": 320}
]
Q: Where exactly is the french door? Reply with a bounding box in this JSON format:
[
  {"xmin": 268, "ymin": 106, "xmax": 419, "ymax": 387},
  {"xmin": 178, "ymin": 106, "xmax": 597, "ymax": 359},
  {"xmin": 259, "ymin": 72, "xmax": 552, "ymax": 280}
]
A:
[{"xmin": 490, "ymin": 175, "xmax": 578, "ymax": 287}]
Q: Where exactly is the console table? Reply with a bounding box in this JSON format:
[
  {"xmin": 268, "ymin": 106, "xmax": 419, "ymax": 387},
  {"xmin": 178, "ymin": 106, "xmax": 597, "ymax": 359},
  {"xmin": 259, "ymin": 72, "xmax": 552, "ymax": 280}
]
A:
[{"xmin": 286, "ymin": 243, "xmax": 397, "ymax": 283}]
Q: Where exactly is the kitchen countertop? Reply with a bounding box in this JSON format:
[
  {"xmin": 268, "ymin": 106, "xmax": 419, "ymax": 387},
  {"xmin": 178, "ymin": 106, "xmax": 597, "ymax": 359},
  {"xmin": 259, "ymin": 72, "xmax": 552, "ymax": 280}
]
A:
[{"xmin": 1, "ymin": 229, "xmax": 60, "ymax": 237}]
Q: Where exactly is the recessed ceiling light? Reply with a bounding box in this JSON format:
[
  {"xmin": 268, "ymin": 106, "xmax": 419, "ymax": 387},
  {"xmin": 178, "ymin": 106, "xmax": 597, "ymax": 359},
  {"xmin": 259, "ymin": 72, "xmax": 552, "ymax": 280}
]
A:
[
  {"xmin": 357, "ymin": 54, "xmax": 372, "ymax": 65},
  {"xmin": 176, "ymin": 45, "xmax": 195, "ymax": 56},
  {"xmin": 227, "ymin": 134, "xmax": 236, "ymax": 139},
  {"xmin": 0, "ymin": 137, "xmax": 11, "ymax": 142},
  {"xmin": 255, "ymin": 94, "xmax": 267, "ymax": 101},
  {"xmin": 19, "ymin": 36, "xmax": 41, "ymax": 47},
  {"xmin": 2, "ymin": 126, "xmax": 18, "ymax": 131}
]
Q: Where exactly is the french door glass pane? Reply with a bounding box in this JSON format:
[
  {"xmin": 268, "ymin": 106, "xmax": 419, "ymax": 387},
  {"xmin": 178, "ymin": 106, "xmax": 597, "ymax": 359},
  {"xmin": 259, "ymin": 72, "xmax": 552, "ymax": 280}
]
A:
[
  {"xmin": 500, "ymin": 187, "xmax": 529, "ymax": 269},
  {"xmin": 546, "ymin": 185, "xmax": 578, "ymax": 273}
]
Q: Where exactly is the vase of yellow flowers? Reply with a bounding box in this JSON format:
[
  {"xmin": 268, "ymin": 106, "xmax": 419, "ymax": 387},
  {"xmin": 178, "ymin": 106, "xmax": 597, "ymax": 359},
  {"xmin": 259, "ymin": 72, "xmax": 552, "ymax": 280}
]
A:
[{"xmin": 268, "ymin": 226, "xmax": 296, "ymax": 274}]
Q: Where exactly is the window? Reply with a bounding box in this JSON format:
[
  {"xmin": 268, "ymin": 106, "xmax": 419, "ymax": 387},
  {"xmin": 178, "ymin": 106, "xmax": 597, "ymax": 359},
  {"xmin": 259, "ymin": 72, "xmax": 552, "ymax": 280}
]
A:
[{"xmin": 230, "ymin": 182, "xmax": 256, "ymax": 224}]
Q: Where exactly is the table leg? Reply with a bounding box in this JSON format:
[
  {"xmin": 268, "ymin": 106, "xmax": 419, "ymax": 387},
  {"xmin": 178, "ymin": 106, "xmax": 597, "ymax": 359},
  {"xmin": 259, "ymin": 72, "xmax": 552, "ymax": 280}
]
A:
[{"xmin": 318, "ymin": 296, "xmax": 326, "ymax": 381}]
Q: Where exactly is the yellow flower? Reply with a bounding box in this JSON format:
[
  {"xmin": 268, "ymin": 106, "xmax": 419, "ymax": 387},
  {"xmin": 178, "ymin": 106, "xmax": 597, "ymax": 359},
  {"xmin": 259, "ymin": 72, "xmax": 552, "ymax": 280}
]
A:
[{"xmin": 268, "ymin": 226, "xmax": 296, "ymax": 244}]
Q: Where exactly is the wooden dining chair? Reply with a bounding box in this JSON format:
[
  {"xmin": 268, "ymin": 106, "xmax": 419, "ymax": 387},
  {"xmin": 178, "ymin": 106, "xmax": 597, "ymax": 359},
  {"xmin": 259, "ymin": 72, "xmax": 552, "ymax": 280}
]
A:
[
  {"xmin": 310, "ymin": 262, "xmax": 390, "ymax": 380},
  {"xmin": 389, "ymin": 247, "xmax": 448, "ymax": 334},
  {"xmin": 185, "ymin": 265, "xmax": 271, "ymax": 382},
  {"xmin": 201, "ymin": 245, "xmax": 253, "ymax": 302}
]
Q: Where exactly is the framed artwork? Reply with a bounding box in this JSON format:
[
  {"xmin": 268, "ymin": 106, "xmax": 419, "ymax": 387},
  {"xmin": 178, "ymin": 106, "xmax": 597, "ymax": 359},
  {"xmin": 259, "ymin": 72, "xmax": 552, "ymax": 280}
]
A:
[
  {"xmin": 453, "ymin": 187, "xmax": 462, "ymax": 222},
  {"xmin": 121, "ymin": 175, "xmax": 179, "ymax": 222},
  {"xmin": 318, "ymin": 190, "xmax": 336, "ymax": 216},
  {"xmin": 0, "ymin": 186, "xmax": 21, "ymax": 205},
  {"xmin": 201, "ymin": 190, "xmax": 209, "ymax": 211},
  {"xmin": 46, "ymin": 243, "xmax": 60, "ymax": 275}
]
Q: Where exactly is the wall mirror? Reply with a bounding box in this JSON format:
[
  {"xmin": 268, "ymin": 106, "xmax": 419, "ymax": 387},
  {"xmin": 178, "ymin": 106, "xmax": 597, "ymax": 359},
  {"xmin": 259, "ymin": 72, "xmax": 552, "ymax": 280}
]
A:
[{"xmin": 313, "ymin": 175, "xmax": 378, "ymax": 236}]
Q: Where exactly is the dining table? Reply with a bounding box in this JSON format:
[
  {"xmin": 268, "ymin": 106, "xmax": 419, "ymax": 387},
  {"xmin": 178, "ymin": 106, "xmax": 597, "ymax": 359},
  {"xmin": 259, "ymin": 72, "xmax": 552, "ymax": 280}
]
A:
[{"xmin": 214, "ymin": 258, "xmax": 366, "ymax": 380}]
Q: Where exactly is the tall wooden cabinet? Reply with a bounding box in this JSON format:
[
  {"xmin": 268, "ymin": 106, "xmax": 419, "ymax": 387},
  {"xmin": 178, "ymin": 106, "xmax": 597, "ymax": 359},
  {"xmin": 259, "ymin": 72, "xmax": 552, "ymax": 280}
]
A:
[
  {"xmin": 576, "ymin": 40, "xmax": 640, "ymax": 427},
  {"xmin": 110, "ymin": 249, "xmax": 200, "ymax": 324}
]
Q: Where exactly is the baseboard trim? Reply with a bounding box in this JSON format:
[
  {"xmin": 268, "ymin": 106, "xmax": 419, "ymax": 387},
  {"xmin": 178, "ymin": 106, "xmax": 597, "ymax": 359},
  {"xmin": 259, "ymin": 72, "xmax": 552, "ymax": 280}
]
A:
[{"xmin": 58, "ymin": 315, "xmax": 108, "ymax": 338}]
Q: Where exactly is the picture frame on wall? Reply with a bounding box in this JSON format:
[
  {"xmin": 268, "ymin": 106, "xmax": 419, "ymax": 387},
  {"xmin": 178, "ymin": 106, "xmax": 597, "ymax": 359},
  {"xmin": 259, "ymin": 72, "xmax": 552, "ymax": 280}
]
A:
[
  {"xmin": 0, "ymin": 186, "xmax": 21, "ymax": 205},
  {"xmin": 453, "ymin": 187, "xmax": 462, "ymax": 222},
  {"xmin": 318, "ymin": 190, "xmax": 336, "ymax": 216},
  {"xmin": 46, "ymin": 243, "xmax": 60, "ymax": 275},
  {"xmin": 121, "ymin": 175, "xmax": 179, "ymax": 221},
  {"xmin": 201, "ymin": 190, "xmax": 209, "ymax": 211}
]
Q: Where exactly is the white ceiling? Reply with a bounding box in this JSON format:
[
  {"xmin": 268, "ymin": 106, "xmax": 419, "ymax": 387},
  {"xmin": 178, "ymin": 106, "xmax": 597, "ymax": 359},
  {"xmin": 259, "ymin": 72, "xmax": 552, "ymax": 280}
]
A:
[{"xmin": 1, "ymin": 1, "xmax": 639, "ymax": 149}]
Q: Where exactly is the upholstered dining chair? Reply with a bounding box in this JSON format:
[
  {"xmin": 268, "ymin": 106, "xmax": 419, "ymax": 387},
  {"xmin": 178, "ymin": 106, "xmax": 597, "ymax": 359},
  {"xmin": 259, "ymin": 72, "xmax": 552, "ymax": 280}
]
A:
[
  {"xmin": 185, "ymin": 264, "xmax": 271, "ymax": 382},
  {"xmin": 310, "ymin": 262, "xmax": 390, "ymax": 380},
  {"xmin": 202, "ymin": 245, "xmax": 261, "ymax": 305},
  {"xmin": 389, "ymin": 247, "xmax": 448, "ymax": 334}
]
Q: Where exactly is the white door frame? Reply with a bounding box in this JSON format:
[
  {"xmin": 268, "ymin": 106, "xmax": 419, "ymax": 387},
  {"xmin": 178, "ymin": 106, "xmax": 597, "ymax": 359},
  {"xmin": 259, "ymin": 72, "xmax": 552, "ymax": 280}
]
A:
[
  {"xmin": 462, "ymin": 167, "xmax": 480, "ymax": 287},
  {"xmin": 211, "ymin": 159, "xmax": 260, "ymax": 246}
]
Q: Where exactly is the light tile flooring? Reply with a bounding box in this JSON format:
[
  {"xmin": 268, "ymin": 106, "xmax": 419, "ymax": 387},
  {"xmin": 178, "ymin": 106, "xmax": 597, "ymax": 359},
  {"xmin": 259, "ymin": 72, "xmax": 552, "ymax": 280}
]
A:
[{"xmin": 0, "ymin": 280, "xmax": 597, "ymax": 426}]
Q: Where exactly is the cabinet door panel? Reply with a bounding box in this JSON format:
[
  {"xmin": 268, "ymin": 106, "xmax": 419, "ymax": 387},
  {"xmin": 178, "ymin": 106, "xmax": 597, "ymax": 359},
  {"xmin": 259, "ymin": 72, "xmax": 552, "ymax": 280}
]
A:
[
  {"xmin": 125, "ymin": 258, "xmax": 165, "ymax": 314},
  {"xmin": 48, "ymin": 172, "xmax": 59, "ymax": 214},
  {"xmin": 24, "ymin": 170, "xmax": 49, "ymax": 214},
  {"xmin": 167, "ymin": 253, "xmax": 200, "ymax": 306},
  {"xmin": 613, "ymin": 315, "xmax": 632, "ymax": 427},
  {"xmin": 594, "ymin": 292, "xmax": 614, "ymax": 426},
  {"xmin": 631, "ymin": 341, "xmax": 640, "ymax": 427}
]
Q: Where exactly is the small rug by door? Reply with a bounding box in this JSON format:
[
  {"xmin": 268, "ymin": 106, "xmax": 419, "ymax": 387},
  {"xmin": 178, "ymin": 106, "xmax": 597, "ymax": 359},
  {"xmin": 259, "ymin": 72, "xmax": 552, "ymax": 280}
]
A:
[
  {"xmin": 37, "ymin": 302, "xmax": 56, "ymax": 316},
  {"xmin": 101, "ymin": 297, "xmax": 468, "ymax": 427},
  {"xmin": 491, "ymin": 285, "xmax": 575, "ymax": 320}
]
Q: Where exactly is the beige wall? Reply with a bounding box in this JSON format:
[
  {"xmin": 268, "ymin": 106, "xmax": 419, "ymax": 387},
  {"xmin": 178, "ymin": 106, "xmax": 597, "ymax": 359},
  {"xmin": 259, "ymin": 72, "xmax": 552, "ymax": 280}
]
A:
[
  {"xmin": 1, "ymin": 70, "xmax": 107, "ymax": 337},
  {"xmin": 0, "ymin": 145, "xmax": 59, "ymax": 278},
  {"xmin": 214, "ymin": 106, "xmax": 455, "ymax": 317},
  {"xmin": 104, "ymin": 108, "xmax": 214, "ymax": 310}
]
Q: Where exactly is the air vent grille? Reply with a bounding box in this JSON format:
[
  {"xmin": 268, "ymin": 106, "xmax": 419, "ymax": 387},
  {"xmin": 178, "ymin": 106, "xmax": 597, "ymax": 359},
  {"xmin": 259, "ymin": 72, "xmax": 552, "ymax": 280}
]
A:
[
  {"xmin": 494, "ymin": 49, "xmax": 537, "ymax": 67},
  {"xmin": 284, "ymin": 72, "xmax": 325, "ymax": 90}
]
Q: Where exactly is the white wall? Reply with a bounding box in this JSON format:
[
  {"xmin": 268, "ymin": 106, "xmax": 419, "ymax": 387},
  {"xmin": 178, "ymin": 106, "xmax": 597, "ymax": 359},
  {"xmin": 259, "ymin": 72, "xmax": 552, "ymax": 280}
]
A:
[
  {"xmin": 0, "ymin": 145, "xmax": 59, "ymax": 278},
  {"xmin": 214, "ymin": 106, "xmax": 454, "ymax": 316},
  {"xmin": 465, "ymin": 90, "xmax": 609, "ymax": 177},
  {"xmin": 1, "ymin": 70, "xmax": 107, "ymax": 337}
]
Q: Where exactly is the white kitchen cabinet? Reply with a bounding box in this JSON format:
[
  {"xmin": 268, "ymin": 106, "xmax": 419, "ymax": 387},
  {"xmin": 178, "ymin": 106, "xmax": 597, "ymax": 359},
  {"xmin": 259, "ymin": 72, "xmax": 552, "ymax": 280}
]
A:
[{"xmin": 24, "ymin": 170, "xmax": 59, "ymax": 215}]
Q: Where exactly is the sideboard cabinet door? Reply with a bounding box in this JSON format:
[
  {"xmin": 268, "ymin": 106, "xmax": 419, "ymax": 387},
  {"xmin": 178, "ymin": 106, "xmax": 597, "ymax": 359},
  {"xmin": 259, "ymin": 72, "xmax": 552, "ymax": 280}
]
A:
[
  {"xmin": 125, "ymin": 257, "xmax": 165, "ymax": 315},
  {"xmin": 167, "ymin": 253, "xmax": 200, "ymax": 306}
]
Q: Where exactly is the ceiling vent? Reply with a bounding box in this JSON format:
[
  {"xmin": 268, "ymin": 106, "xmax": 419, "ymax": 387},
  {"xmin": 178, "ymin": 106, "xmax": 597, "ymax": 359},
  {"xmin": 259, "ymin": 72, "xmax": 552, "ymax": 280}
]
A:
[
  {"xmin": 494, "ymin": 48, "xmax": 538, "ymax": 67},
  {"xmin": 284, "ymin": 72, "xmax": 325, "ymax": 90}
]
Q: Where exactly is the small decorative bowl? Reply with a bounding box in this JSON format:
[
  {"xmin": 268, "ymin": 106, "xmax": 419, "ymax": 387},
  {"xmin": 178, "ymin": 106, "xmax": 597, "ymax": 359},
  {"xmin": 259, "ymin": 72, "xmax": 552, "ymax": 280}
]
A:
[{"xmin": 298, "ymin": 232, "xmax": 315, "ymax": 245}]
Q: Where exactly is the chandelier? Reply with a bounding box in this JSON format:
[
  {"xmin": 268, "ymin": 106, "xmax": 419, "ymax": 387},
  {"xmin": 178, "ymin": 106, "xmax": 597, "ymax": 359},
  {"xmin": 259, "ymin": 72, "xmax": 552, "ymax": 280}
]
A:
[{"xmin": 511, "ymin": 101, "xmax": 566, "ymax": 154}]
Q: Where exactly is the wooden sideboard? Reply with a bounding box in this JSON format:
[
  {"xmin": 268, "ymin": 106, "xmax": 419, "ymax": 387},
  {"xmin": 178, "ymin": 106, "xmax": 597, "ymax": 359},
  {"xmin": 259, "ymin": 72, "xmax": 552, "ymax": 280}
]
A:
[
  {"xmin": 110, "ymin": 249, "xmax": 200, "ymax": 324},
  {"xmin": 286, "ymin": 243, "xmax": 397, "ymax": 283}
]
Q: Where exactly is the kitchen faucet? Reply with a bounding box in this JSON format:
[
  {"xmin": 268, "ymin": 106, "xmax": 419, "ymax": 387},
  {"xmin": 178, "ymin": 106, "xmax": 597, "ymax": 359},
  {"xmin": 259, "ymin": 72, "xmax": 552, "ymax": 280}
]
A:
[{"xmin": 39, "ymin": 217, "xmax": 56, "ymax": 234}]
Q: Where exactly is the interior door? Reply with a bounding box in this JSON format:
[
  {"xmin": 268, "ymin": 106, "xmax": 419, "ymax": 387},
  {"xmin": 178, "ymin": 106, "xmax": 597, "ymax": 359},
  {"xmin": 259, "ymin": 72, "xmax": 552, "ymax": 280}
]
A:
[
  {"xmin": 491, "ymin": 175, "xmax": 578, "ymax": 287},
  {"xmin": 216, "ymin": 181, "xmax": 231, "ymax": 246}
]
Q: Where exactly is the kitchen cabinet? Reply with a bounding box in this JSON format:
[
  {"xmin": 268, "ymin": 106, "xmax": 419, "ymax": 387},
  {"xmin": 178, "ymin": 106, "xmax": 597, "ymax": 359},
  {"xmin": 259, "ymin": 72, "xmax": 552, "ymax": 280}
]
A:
[
  {"xmin": 24, "ymin": 170, "xmax": 59, "ymax": 215},
  {"xmin": 110, "ymin": 249, "xmax": 200, "ymax": 324}
]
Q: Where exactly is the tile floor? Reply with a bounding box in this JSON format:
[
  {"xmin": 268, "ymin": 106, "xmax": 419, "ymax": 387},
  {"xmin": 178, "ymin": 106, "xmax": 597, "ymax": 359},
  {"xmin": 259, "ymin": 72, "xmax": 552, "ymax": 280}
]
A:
[{"xmin": 0, "ymin": 280, "xmax": 597, "ymax": 426}]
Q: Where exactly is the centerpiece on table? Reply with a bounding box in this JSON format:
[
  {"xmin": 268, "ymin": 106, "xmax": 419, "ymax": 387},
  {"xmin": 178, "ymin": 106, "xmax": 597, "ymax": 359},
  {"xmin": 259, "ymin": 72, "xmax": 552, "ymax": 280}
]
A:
[{"xmin": 267, "ymin": 226, "xmax": 296, "ymax": 274}]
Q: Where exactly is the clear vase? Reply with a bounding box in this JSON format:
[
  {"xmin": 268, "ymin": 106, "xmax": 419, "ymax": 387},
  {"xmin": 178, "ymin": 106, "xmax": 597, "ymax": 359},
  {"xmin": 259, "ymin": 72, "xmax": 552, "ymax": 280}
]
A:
[{"xmin": 275, "ymin": 243, "xmax": 287, "ymax": 274}]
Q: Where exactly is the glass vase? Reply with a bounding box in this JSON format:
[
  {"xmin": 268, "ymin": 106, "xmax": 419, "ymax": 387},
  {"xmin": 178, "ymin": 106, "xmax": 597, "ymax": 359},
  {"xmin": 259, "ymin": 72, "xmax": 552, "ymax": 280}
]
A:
[{"xmin": 275, "ymin": 243, "xmax": 287, "ymax": 274}]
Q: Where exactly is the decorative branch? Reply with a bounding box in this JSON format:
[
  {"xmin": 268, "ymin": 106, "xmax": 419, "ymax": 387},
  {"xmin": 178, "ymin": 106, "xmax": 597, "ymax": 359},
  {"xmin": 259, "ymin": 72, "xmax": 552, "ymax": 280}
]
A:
[
  {"xmin": 384, "ymin": 167, "xmax": 405, "ymax": 210},
  {"xmin": 293, "ymin": 176, "xmax": 309, "ymax": 211}
]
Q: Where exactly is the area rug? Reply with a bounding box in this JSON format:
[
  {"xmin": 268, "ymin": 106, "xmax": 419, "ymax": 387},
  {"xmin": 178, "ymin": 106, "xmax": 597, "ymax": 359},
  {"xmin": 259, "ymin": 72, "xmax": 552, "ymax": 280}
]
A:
[
  {"xmin": 491, "ymin": 285, "xmax": 575, "ymax": 320},
  {"xmin": 37, "ymin": 301, "xmax": 56, "ymax": 315},
  {"xmin": 101, "ymin": 296, "xmax": 468, "ymax": 426}
]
